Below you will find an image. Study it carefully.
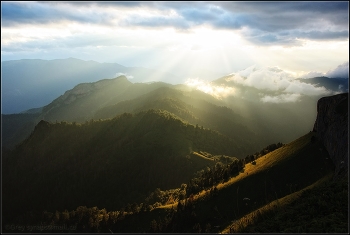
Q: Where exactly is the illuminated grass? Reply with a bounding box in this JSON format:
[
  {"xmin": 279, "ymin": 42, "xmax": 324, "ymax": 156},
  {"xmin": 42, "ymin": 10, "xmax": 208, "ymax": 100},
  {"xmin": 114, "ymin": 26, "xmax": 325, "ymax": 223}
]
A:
[
  {"xmin": 158, "ymin": 132, "xmax": 315, "ymax": 210},
  {"xmin": 109, "ymin": 131, "xmax": 335, "ymax": 233},
  {"xmin": 190, "ymin": 151, "xmax": 214, "ymax": 161},
  {"xmin": 221, "ymin": 173, "xmax": 333, "ymax": 233}
]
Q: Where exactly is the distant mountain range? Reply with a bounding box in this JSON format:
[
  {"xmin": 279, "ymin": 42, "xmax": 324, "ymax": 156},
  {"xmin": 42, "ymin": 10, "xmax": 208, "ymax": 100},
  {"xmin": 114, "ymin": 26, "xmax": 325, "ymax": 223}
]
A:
[
  {"xmin": 1, "ymin": 58, "xmax": 225, "ymax": 114},
  {"xmin": 2, "ymin": 62, "xmax": 348, "ymax": 151},
  {"xmin": 4, "ymin": 58, "xmax": 347, "ymax": 115},
  {"xmin": 2, "ymin": 58, "xmax": 163, "ymax": 114},
  {"xmin": 2, "ymin": 76, "xmax": 256, "ymax": 153}
]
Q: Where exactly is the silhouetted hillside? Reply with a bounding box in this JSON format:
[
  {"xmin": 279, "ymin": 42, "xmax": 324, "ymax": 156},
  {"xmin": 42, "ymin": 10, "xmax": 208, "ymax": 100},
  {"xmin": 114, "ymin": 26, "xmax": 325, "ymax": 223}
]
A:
[
  {"xmin": 3, "ymin": 109, "xmax": 243, "ymax": 223},
  {"xmin": 2, "ymin": 94, "xmax": 348, "ymax": 233}
]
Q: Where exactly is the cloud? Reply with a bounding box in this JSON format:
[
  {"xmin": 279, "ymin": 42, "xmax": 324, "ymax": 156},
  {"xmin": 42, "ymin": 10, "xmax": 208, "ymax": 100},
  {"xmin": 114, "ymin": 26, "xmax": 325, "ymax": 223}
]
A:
[
  {"xmin": 231, "ymin": 65, "xmax": 295, "ymax": 91},
  {"xmin": 188, "ymin": 70, "xmax": 319, "ymax": 103},
  {"xmin": 216, "ymin": 2, "xmax": 349, "ymax": 29},
  {"xmin": 185, "ymin": 78, "xmax": 238, "ymax": 99},
  {"xmin": 1, "ymin": 1, "xmax": 348, "ymax": 77},
  {"xmin": 284, "ymin": 81, "xmax": 332, "ymax": 96},
  {"xmin": 185, "ymin": 65, "xmax": 333, "ymax": 103},
  {"xmin": 300, "ymin": 61, "xmax": 349, "ymax": 79},
  {"xmin": 119, "ymin": 14, "xmax": 190, "ymax": 29},
  {"xmin": 226, "ymin": 65, "xmax": 333, "ymax": 103},
  {"xmin": 300, "ymin": 71, "xmax": 326, "ymax": 79},
  {"xmin": 326, "ymin": 61, "xmax": 349, "ymax": 78},
  {"xmin": 2, "ymin": 1, "xmax": 348, "ymax": 47},
  {"xmin": 116, "ymin": 72, "xmax": 134, "ymax": 79},
  {"xmin": 1, "ymin": 2, "xmax": 97, "ymax": 26},
  {"xmin": 260, "ymin": 93, "xmax": 301, "ymax": 103},
  {"xmin": 297, "ymin": 30, "xmax": 348, "ymax": 41}
]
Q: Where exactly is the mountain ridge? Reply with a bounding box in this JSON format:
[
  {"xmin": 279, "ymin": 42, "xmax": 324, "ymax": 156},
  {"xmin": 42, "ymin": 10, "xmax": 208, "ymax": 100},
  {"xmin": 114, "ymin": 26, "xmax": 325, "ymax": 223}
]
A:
[
  {"xmin": 1, "ymin": 58, "xmax": 180, "ymax": 114},
  {"xmin": 2, "ymin": 93, "xmax": 348, "ymax": 233}
]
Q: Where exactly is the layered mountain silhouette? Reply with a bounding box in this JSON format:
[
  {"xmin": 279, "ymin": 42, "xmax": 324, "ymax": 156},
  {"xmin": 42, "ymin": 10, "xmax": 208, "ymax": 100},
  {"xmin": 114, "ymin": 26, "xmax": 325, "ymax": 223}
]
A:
[
  {"xmin": 1, "ymin": 58, "xmax": 181, "ymax": 114},
  {"xmin": 3, "ymin": 71, "xmax": 345, "ymax": 151},
  {"xmin": 2, "ymin": 59, "xmax": 348, "ymax": 232},
  {"xmin": 2, "ymin": 58, "xmax": 225, "ymax": 114},
  {"xmin": 2, "ymin": 76, "xmax": 254, "ymax": 151},
  {"xmin": 3, "ymin": 109, "xmax": 242, "ymax": 219}
]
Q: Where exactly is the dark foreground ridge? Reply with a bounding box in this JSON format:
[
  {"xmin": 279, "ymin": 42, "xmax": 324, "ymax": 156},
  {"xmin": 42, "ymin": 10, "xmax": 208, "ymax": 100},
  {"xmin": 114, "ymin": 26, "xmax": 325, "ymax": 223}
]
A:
[{"xmin": 313, "ymin": 93, "xmax": 348, "ymax": 180}]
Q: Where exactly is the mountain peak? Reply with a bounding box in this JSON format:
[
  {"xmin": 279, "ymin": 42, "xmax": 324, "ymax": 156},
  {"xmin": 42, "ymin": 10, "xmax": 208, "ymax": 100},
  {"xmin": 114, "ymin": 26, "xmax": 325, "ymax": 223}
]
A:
[{"xmin": 116, "ymin": 75, "xmax": 128, "ymax": 80}]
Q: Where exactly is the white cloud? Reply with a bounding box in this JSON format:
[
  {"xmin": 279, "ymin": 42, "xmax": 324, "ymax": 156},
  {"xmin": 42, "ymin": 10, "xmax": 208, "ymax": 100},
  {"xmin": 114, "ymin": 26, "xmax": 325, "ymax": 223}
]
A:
[
  {"xmin": 116, "ymin": 72, "xmax": 134, "ymax": 79},
  {"xmin": 190, "ymin": 65, "xmax": 336, "ymax": 103},
  {"xmin": 260, "ymin": 93, "xmax": 301, "ymax": 103},
  {"xmin": 326, "ymin": 61, "xmax": 349, "ymax": 78},
  {"xmin": 284, "ymin": 81, "xmax": 332, "ymax": 96},
  {"xmin": 300, "ymin": 71, "xmax": 325, "ymax": 78},
  {"xmin": 225, "ymin": 65, "xmax": 334, "ymax": 103},
  {"xmin": 230, "ymin": 66, "xmax": 295, "ymax": 90},
  {"xmin": 185, "ymin": 78, "xmax": 238, "ymax": 99}
]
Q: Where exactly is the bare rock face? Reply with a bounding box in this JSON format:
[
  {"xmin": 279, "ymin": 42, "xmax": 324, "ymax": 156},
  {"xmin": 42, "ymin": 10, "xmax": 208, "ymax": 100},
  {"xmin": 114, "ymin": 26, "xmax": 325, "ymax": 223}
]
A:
[{"xmin": 313, "ymin": 93, "xmax": 348, "ymax": 180}]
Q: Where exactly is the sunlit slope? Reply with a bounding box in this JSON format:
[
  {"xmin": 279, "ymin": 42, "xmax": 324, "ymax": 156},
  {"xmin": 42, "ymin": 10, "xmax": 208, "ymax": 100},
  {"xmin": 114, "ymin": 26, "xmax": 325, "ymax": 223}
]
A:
[
  {"xmin": 94, "ymin": 87, "xmax": 262, "ymax": 156},
  {"xmin": 221, "ymin": 172, "xmax": 347, "ymax": 233},
  {"xmin": 40, "ymin": 76, "xmax": 174, "ymax": 122},
  {"xmin": 108, "ymin": 132, "xmax": 334, "ymax": 232},
  {"xmin": 183, "ymin": 132, "xmax": 334, "ymax": 233},
  {"xmin": 1, "ymin": 77, "xmax": 175, "ymax": 150},
  {"xmin": 2, "ymin": 109, "xmax": 242, "ymax": 219},
  {"xmin": 1, "ymin": 79, "xmax": 180, "ymax": 150}
]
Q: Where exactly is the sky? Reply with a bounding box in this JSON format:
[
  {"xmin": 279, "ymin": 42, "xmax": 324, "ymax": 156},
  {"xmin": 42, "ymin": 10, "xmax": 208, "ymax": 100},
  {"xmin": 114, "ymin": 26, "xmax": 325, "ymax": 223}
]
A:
[{"xmin": 1, "ymin": 1, "xmax": 349, "ymax": 83}]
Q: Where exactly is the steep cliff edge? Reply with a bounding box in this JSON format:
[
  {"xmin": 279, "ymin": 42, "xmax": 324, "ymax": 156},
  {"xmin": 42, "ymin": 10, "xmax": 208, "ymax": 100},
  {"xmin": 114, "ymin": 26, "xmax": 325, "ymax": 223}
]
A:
[{"xmin": 313, "ymin": 93, "xmax": 348, "ymax": 180}]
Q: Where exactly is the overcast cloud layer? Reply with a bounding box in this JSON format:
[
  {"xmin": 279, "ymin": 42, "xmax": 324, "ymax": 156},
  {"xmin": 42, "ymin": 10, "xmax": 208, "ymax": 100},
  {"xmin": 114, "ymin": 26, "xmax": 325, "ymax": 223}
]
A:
[{"xmin": 1, "ymin": 1, "xmax": 349, "ymax": 82}]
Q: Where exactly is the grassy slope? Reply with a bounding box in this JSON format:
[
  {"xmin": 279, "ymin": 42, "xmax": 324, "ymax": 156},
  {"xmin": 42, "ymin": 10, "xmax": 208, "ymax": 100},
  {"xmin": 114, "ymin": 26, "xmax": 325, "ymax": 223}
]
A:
[
  {"xmin": 109, "ymin": 131, "xmax": 336, "ymax": 232},
  {"xmin": 221, "ymin": 172, "xmax": 348, "ymax": 233},
  {"xmin": 220, "ymin": 173, "xmax": 332, "ymax": 233}
]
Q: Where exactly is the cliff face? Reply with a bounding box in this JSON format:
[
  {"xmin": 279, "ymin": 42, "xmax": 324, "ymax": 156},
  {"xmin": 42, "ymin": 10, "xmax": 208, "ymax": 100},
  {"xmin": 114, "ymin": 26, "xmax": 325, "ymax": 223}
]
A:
[{"xmin": 313, "ymin": 93, "xmax": 348, "ymax": 180}]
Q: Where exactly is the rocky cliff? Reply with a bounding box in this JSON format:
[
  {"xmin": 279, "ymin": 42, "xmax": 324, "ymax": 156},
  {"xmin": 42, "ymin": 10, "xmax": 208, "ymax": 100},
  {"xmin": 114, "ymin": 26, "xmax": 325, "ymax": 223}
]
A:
[{"xmin": 313, "ymin": 93, "xmax": 348, "ymax": 180}]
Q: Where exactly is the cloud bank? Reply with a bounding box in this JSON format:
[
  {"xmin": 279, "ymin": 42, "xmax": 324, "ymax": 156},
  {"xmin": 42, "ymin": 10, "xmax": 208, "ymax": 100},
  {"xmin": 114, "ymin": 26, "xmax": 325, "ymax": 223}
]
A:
[
  {"xmin": 185, "ymin": 78, "xmax": 238, "ymax": 99},
  {"xmin": 1, "ymin": 2, "xmax": 348, "ymax": 83},
  {"xmin": 2, "ymin": 1, "xmax": 348, "ymax": 47},
  {"xmin": 187, "ymin": 64, "xmax": 338, "ymax": 103}
]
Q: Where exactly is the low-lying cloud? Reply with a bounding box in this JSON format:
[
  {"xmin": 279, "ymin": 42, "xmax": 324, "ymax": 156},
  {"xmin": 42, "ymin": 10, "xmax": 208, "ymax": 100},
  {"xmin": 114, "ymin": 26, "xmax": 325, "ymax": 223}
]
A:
[
  {"xmin": 230, "ymin": 65, "xmax": 295, "ymax": 91},
  {"xmin": 229, "ymin": 65, "xmax": 331, "ymax": 95},
  {"xmin": 187, "ymin": 65, "xmax": 336, "ymax": 103},
  {"xmin": 116, "ymin": 72, "xmax": 134, "ymax": 79},
  {"xmin": 260, "ymin": 93, "xmax": 301, "ymax": 103},
  {"xmin": 185, "ymin": 78, "xmax": 238, "ymax": 99}
]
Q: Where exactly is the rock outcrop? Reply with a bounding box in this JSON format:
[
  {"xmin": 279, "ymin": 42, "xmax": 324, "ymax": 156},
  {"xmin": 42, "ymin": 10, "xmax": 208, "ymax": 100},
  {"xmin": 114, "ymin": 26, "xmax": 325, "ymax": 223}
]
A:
[{"xmin": 313, "ymin": 93, "xmax": 348, "ymax": 180}]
